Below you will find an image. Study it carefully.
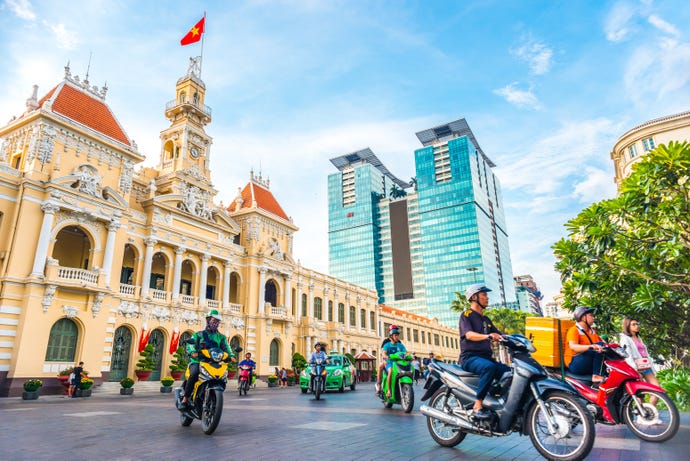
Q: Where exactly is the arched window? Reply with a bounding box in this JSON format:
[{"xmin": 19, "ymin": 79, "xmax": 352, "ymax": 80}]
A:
[
  {"xmin": 301, "ymin": 293, "xmax": 307, "ymax": 317},
  {"xmin": 349, "ymin": 306, "xmax": 356, "ymax": 326},
  {"xmin": 230, "ymin": 335, "xmax": 242, "ymax": 352},
  {"xmin": 338, "ymin": 303, "xmax": 345, "ymax": 323},
  {"xmin": 328, "ymin": 300, "xmax": 333, "ymax": 322},
  {"xmin": 45, "ymin": 318, "xmax": 78, "ymax": 361},
  {"xmin": 269, "ymin": 339, "xmax": 279, "ymax": 366},
  {"xmin": 360, "ymin": 309, "xmax": 366, "ymax": 329},
  {"xmin": 369, "ymin": 311, "xmax": 375, "ymax": 331},
  {"xmin": 265, "ymin": 280, "xmax": 277, "ymax": 306},
  {"xmin": 314, "ymin": 297, "xmax": 323, "ymax": 320}
]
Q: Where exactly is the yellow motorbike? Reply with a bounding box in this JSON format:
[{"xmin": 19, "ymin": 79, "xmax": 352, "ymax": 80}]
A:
[{"xmin": 175, "ymin": 347, "xmax": 230, "ymax": 435}]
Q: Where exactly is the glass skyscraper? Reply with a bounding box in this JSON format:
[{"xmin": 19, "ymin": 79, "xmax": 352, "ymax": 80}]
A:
[{"xmin": 328, "ymin": 119, "xmax": 516, "ymax": 327}]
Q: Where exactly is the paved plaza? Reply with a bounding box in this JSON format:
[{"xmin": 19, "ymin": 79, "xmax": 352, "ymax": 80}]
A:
[{"xmin": 0, "ymin": 381, "xmax": 687, "ymax": 460}]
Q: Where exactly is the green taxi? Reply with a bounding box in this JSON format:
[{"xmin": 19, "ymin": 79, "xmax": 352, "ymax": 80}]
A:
[{"xmin": 300, "ymin": 352, "xmax": 357, "ymax": 393}]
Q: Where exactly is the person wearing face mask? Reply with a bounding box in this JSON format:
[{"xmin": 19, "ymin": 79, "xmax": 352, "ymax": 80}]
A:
[
  {"xmin": 180, "ymin": 309, "xmax": 235, "ymax": 408},
  {"xmin": 565, "ymin": 306, "xmax": 605, "ymax": 383}
]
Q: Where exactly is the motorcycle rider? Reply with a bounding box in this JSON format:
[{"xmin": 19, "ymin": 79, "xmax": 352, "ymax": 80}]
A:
[
  {"xmin": 180, "ymin": 309, "xmax": 236, "ymax": 408},
  {"xmin": 459, "ymin": 284, "xmax": 510, "ymax": 420},
  {"xmin": 375, "ymin": 325, "xmax": 395, "ymax": 395},
  {"xmin": 308, "ymin": 342, "xmax": 329, "ymax": 364},
  {"xmin": 565, "ymin": 306, "xmax": 605, "ymax": 383},
  {"xmin": 238, "ymin": 352, "xmax": 256, "ymax": 388},
  {"xmin": 381, "ymin": 326, "xmax": 407, "ymax": 399}
]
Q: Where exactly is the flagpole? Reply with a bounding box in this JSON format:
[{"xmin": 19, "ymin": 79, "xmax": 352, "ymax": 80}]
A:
[{"xmin": 199, "ymin": 11, "xmax": 206, "ymax": 79}]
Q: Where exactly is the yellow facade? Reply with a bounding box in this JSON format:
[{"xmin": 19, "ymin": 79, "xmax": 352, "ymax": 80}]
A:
[{"xmin": 0, "ymin": 62, "xmax": 458, "ymax": 396}]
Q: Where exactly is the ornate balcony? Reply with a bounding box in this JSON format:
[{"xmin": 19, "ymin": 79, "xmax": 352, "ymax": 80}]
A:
[{"xmin": 119, "ymin": 284, "xmax": 138, "ymax": 297}]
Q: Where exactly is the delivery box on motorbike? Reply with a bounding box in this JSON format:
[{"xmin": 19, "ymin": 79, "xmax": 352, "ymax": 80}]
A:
[{"xmin": 525, "ymin": 317, "xmax": 574, "ymax": 367}]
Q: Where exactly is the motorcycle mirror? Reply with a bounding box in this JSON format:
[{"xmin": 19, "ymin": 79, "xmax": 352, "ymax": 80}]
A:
[{"xmin": 234, "ymin": 346, "xmax": 243, "ymax": 353}]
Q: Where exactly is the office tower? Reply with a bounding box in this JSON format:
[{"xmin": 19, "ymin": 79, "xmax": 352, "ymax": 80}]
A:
[{"xmin": 329, "ymin": 119, "xmax": 516, "ymax": 327}]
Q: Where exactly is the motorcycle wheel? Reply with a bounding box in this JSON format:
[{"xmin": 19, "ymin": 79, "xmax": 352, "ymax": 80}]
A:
[
  {"xmin": 243, "ymin": 381, "xmax": 249, "ymax": 396},
  {"xmin": 201, "ymin": 389, "xmax": 224, "ymax": 435},
  {"xmin": 622, "ymin": 389, "xmax": 679, "ymax": 442},
  {"xmin": 315, "ymin": 380, "xmax": 321, "ymax": 400},
  {"xmin": 301, "ymin": 387, "xmax": 307, "ymax": 394},
  {"xmin": 180, "ymin": 413, "xmax": 194, "ymax": 427},
  {"xmin": 400, "ymin": 383, "xmax": 414, "ymax": 413},
  {"xmin": 339, "ymin": 381, "xmax": 344, "ymax": 393},
  {"xmin": 425, "ymin": 388, "xmax": 466, "ymax": 447},
  {"xmin": 527, "ymin": 391, "xmax": 595, "ymax": 461},
  {"xmin": 350, "ymin": 380, "xmax": 356, "ymax": 391}
]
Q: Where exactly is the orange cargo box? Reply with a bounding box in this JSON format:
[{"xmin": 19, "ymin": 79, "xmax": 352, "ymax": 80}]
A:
[{"xmin": 525, "ymin": 317, "xmax": 575, "ymax": 368}]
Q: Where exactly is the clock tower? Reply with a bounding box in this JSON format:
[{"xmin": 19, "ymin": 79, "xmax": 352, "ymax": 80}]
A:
[{"xmin": 158, "ymin": 57, "xmax": 212, "ymax": 180}]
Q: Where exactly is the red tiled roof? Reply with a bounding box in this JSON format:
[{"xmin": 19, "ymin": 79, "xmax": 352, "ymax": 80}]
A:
[
  {"xmin": 228, "ymin": 181, "xmax": 289, "ymax": 221},
  {"xmin": 38, "ymin": 82, "xmax": 131, "ymax": 146},
  {"xmin": 380, "ymin": 304, "xmax": 433, "ymax": 324},
  {"xmin": 354, "ymin": 351, "xmax": 376, "ymax": 360}
]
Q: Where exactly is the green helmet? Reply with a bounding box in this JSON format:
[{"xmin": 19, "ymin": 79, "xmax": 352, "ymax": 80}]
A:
[{"xmin": 206, "ymin": 309, "xmax": 222, "ymax": 320}]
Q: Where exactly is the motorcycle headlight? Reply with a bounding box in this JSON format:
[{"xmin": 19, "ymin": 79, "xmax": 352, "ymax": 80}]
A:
[
  {"xmin": 300, "ymin": 370, "xmax": 307, "ymax": 378},
  {"xmin": 210, "ymin": 350, "xmax": 224, "ymax": 362}
]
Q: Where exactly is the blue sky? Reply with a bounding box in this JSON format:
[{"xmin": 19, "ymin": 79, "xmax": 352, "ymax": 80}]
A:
[{"xmin": 2, "ymin": 0, "xmax": 690, "ymax": 305}]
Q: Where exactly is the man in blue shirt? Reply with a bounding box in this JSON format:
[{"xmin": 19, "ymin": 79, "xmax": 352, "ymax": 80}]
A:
[
  {"xmin": 238, "ymin": 352, "xmax": 256, "ymax": 387},
  {"xmin": 308, "ymin": 342, "xmax": 329, "ymax": 363},
  {"xmin": 381, "ymin": 326, "xmax": 407, "ymax": 398}
]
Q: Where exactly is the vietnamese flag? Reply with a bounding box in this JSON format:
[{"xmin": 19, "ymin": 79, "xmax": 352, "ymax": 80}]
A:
[{"xmin": 180, "ymin": 16, "xmax": 205, "ymax": 46}]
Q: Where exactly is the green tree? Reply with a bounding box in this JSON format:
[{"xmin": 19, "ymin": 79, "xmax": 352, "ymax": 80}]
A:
[
  {"xmin": 449, "ymin": 291, "xmax": 469, "ymax": 313},
  {"xmin": 291, "ymin": 352, "xmax": 307, "ymax": 373},
  {"xmin": 135, "ymin": 344, "xmax": 156, "ymax": 371},
  {"xmin": 553, "ymin": 141, "xmax": 690, "ymax": 366},
  {"xmin": 486, "ymin": 308, "xmax": 528, "ymax": 335},
  {"xmin": 169, "ymin": 345, "xmax": 188, "ymax": 373}
]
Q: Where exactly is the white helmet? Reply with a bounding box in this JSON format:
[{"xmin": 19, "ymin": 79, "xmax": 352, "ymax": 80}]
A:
[{"xmin": 465, "ymin": 284, "xmax": 492, "ymax": 301}]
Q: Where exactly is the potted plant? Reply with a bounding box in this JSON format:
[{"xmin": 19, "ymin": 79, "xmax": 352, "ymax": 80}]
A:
[
  {"xmin": 75, "ymin": 377, "xmax": 94, "ymax": 397},
  {"xmin": 228, "ymin": 360, "xmax": 237, "ymax": 380},
  {"xmin": 287, "ymin": 372, "xmax": 296, "ymax": 386},
  {"xmin": 292, "ymin": 352, "xmax": 307, "ymax": 376},
  {"xmin": 169, "ymin": 346, "xmax": 188, "ymax": 381},
  {"xmin": 267, "ymin": 374, "xmax": 278, "ymax": 387},
  {"xmin": 120, "ymin": 377, "xmax": 134, "ymax": 395},
  {"xmin": 160, "ymin": 375, "xmax": 174, "ymax": 393},
  {"xmin": 22, "ymin": 379, "xmax": 42, "ymax": 400},
  {"xmin": 135, "ymin": 344, "xmax": 156, "ymax": 381}
]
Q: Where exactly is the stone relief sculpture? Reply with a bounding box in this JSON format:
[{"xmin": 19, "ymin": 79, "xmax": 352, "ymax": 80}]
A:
[{"xmin": 73, "ymin": 164, "xmax": 101, "ymax": 197}]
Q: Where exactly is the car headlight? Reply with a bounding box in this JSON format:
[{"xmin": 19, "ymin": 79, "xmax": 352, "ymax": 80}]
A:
[{"xmin": 333, "ymin": 369, "xmax": 342, "ymax": 376}]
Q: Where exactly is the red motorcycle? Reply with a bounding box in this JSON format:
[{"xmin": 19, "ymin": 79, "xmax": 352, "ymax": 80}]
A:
[
  {"xmin": 238, "ymin": 365, "xmax": 253, "ymax": 396},
  {"xmin": 550, "ymin": 343, "xmax": 679, "ymax": 442}
]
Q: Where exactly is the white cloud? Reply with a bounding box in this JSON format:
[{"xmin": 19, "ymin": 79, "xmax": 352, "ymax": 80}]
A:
[
  {"xmin": 44, "ymin": 21, "xmax": 78, "ymax": 50},
  {"xmin": 493, "ymin": 82, "xmax": 541, "ymax": 110},
  {"xmin": 573, "ymin": 166, "xmax": 617, "ymax": 203},
  {"xmin": 648, "ymin": 14, "xmax": 680, "ymax": 37},
  {"xmin": 512, "ymin": 40, "xmax": 553, "ymax": 75},
  {"xmin": 604, "ymin": 1, "xmax": 636, "ymax": 42},
  {"xmin": 5, "ymin": 0, "xmax": 35, "ymax": 20}
]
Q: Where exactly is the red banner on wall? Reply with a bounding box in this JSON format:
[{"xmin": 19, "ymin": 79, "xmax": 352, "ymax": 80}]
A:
[
  {"xmin": 138, "ymin": 328, "xmax": 151, "ymax": 353},
  {"xmin": 169, "ymin": 330, "xmax": 180, "ymax": 354}
]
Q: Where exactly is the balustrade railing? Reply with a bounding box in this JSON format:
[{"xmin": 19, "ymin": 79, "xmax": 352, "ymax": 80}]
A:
[
  {"xmin": 151, "ymin": 289, "xmax": 169, "ymax": 302},
  {"xmin": 119, "ymin": 284, "xmax": 137, "ymax": 296},
  {"xmin": 228, "ymin": 303, "xmax": 242, "ymax": 314},
  {"xmin": 57, "ymin": 266, "xmax": 98, "ymax": 284},
  {"xmin": 181, "ymin": 294, "xmax": 196, "ymax": 305}
]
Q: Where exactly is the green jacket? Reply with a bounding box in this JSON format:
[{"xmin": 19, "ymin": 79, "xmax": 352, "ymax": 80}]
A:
[{"xmin": 186, "ymin": 329, "xmax": 233, "ymax": 364}]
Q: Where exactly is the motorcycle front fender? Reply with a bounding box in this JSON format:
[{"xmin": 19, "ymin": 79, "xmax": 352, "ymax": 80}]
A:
[
  {"xmin": 624, "ymin": 379, "xmax": 666, "ymax": 396},
  {"xmin": 421, "ymin": 370, "xmax": 443, "ymax": 401}
]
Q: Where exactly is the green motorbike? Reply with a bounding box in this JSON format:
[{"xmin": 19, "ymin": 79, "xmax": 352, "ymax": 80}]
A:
[{"xmin": 379, "ymin": 352, "xmax": 415, "ymax": 413}]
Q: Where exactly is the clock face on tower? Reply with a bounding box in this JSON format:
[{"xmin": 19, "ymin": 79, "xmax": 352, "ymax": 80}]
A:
[{"xmin": 189, "ymin": 146, "xmax": 200, "ymax": 159}]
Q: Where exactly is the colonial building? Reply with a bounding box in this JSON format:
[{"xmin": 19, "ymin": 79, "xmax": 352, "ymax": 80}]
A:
[
  {"xmin": 0, "ymin": 61, "xmax": 458, "ymax": 396},
  {"xmin": 610, "ymin": 110, "xmax": 690, "ymax": 189}
]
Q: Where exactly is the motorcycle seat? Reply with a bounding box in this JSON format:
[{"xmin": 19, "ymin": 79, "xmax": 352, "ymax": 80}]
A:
[
  {"xmin": 432, "ymin": 361, "xmax": 477, "ymax": 378},
  {"xmin": 564, "ymin": 370, "xmax": 593, "ymax": 383}
]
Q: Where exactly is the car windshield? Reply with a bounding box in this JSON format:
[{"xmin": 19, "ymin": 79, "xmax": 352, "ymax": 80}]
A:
[{"xmin": 331, "ymin": 358, "xmax": 341, "ymax": 366}]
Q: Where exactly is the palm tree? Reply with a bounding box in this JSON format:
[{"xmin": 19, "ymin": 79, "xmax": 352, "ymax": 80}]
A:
[{"xmin": 449, "ymin": 291, "xmax": 469, "ymax": 313}]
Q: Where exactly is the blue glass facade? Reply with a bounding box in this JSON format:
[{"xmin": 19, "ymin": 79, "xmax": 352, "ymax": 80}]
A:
[{"xmin": 328, "ymin": 120, "xmax": 516, "ymax": 327}]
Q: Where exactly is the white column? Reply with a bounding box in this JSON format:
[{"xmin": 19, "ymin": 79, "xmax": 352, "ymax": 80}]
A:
[
  {"xmin": 296, "ymin": 282, "xmax": 303, "ymax": 323},
  {"xmin": 258, "ymin": 267, "xmax": 267, "ymax": 314},
  {"xmin": 306, "ymin": 336, "xmax": 312, "ymax": 355},
  {"xmin": 140, "ymin": 238, "xmax": 157, "ymax": 298},
  {"xmin": 31, "ymin": 202, "xmax": 60, "ymax": 276},
  {"xmin": 345, "ymin": 295, "xmax": 351, "ymax": 329},
  {"xmin": 198, "ymin": 254, "xmax": 209, "ymax": 306},
  {"xmin": 308, "ymin": 283, "xmax": 314, "ymax": 318},
  {"xmin": 172, "ymin": 246, "xmax": 185, "ymax": 301},
  {"xmin": 222, "ymin": 262, "xmax": 231, "ymax": 308},
  {"xmin": 284, "ymin": 275, "xmax": 292, "ymax": 312},
  {"xmin": 101, "ymin": 220, "xmax": 120, "ymax": 286}
]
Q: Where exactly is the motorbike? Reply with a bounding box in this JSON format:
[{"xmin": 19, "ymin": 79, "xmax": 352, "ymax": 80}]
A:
[
  {"xmin": 420, "ymin": 335, "xmax": 595, "ymax": 461},
  {"xmin": 175, "ymin": 346, "xmax": 230, "ymax": 435},
  {"xmin": 308, "ymin": 358, "xmax": 328, "ymax": 400},
  {"xmin": 547, "ymin": 343, "xmax": 679, "ymax": 443},
  {"xmin": 238, "ymin": 364, "xmax": 253, "ymax": 396},
  {"xmin": 379, "ymin": 351, "xmax": 415, "ymax": 413}
]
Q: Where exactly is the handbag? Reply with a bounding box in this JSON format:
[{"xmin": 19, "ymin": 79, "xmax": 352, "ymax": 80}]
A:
[{"xmin": 635, "ymin": 357, "xmax": 652, "ymax": 371}]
